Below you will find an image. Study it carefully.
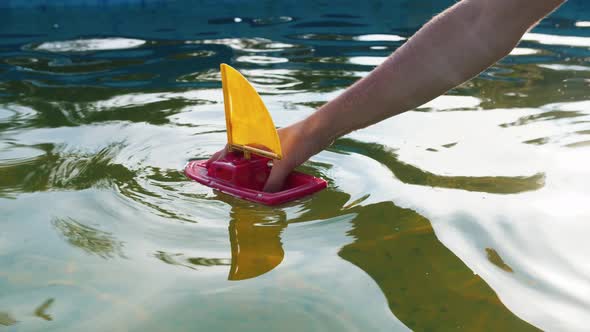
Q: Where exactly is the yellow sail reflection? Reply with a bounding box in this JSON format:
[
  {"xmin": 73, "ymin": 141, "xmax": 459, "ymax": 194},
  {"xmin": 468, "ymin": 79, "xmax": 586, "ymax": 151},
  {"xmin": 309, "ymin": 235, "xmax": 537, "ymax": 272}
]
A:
[
  {"xmin": 221, "ymin": 63, "xmax": 283, "ymax": 160},
  {"xmin": 226, "ymin": 202, "xmax": 286, "ymax": 281}
]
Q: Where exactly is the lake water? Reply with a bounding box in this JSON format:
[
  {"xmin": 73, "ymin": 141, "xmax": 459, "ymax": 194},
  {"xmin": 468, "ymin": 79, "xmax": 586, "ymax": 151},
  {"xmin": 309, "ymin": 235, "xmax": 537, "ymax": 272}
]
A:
[{"xmin": 1, "ymin": 0, "xmax": 589, "ymax": 330}]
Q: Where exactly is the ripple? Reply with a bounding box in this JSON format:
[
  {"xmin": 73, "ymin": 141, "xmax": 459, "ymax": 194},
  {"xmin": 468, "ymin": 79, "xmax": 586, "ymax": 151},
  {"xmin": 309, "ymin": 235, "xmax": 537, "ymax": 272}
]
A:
[
  {"xmin": 0, "ymin": 144, "xmax": 45, "ymax": 167},
  {"xmin": 419, "ymin": 95, "xmax": 481, "ymax": 111},
  {"xmin": 192, "ymin": 38, "xmax": 305, "ymax": 53},
  {"xmin": 331, "ymin": 138, "xmax": 545, "ymax": 194},
  {"xmin": 154, "ymin": 251, "xmax": 231, "ymax": 270},
  {"xmin": 0, "ymin": 312, "xmax": 16, "ymax": 326},
  {"xmin": 500, "ymin": 110, "xmax": 586, "ymax": 127},
  {"xmin": 33, "ymin": 298, "xmax": 54, "ymax": 322},
  {"xmin": 485, "ymin": 248, "xmax": 514, "ymax": 272},
  {"xmin": 523, "ymin": 137, "xmax": 550, "ymax": 145},
  {"xmin": 240, "ymin": 69, "xmax": 302, "ymax": 93},
  {"xmin": 3, "ymin": 56, "xmax": 40, "ymax": 66},
  {"xmin": 5, "ymin": 56, "xmax": 142, "ymax": 75},
  {"xmin": 235, "ymin": 55, "xmax": 289, "ymax": 64},
  {"xmin": 167, "ymin": 50, "xmax": 216, "ymax": 60},
  {"xmin": 538, "ymin": 64, "xmax": 590, "ymax": 71},
  {"xmin": 0, "ymin": 143, "xmax": 133, "ymax": 195},
  {"xmin": 251, "ymin": 16, "xmax": 294, "ymax": 26},
  {"xmin": 177, "ymin": 69, "xmax": 220, "ymax": 83},
  {"xmin": 353, "ymin": 34, "xmax": 405, "ymax": 42},
  {"xmin": 523, "ymin": 33, "xmax": 590, "ymax": 47},
  {"xmin": 101, "ymin": 72, "xmax": 159, "ymax": 83},
  {"xmin": 33, "ymin": 38, "xmax": 146, "ymax": 53},
  {"xmin": 92, "ymin": 91, "xmax": 216, "ymax": 109},
  {"xmin": 290, "ymin": 33, "xmax": 351, "ymax": 41},
  {"xmin": 565, "ymin": 140, "xmax": 590, "ymax": 148},
  {"xmin": 509, "ymin": 48, "xmax": 539, "ymax": 56},
  {"xmin": 207, "ymin": 17, "xmax": 250, "ymax": 25},
  {"xmin": 292, "ymin": 20, "xmax": 367, "ymax": 28},
  {"xmin": 52, "ymin": 217, "xmax": 125, "ymax": 259},
  {"xmin": 0, "ymin": 104, "xmax": 37, "ymax": 128},
  {"xmin": 347, "ymin": 56, "xmax": 387, "ymax": 66}
]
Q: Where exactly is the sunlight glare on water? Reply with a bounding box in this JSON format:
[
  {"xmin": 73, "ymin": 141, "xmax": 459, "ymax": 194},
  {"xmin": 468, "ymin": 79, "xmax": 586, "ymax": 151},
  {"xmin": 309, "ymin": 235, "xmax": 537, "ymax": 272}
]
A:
[{"xmin": 34, "ymin": 38, "xmax": 147, "ymax": 53}]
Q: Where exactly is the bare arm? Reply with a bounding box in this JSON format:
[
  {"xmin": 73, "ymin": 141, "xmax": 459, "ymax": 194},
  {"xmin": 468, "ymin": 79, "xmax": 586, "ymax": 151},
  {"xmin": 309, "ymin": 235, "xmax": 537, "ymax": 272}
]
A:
[{"xmin": 263, "ymin": 0, "xmax": 566, "ymax": 191}]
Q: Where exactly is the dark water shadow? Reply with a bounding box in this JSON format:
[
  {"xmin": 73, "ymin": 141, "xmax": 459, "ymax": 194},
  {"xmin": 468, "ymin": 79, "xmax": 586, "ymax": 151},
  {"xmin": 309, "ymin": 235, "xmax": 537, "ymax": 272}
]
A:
[
  {"xmin": 340, "ymin": 202, "xmax": 538, "ymax": 330},
  {"xmin": 288, "ymin": 188, "xmax": 539, "ymax": 331}
]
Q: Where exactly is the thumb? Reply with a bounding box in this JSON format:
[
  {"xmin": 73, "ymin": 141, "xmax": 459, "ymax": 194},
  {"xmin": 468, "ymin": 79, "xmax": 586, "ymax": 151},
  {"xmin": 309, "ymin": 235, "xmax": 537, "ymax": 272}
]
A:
[
  {"xmin": 263, "ymin": 160, "xmax": 290, "ymax": 193},
  {"xmin": 205, "ymin": 147, "xmax": 227, "ymax": 166}
]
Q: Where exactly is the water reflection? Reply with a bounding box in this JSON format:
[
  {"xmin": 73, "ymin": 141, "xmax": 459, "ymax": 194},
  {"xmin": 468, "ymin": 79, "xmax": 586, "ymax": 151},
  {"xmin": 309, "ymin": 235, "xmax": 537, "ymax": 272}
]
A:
[
  {"xmin": 0, "ymin": 84, "xmax": 213, "ymax": 128},
  {"xmin": 151, "ymin": 194, "xmax": 286, "ymax": 281},
  {"xmin": 523, "ymin": 32, "xmax": 590, "ymax": 47},
  {"xmin": 289, "ymin": 188, "xmax": 538, "ymax": 330},
  {"xmin": 0, "ymin": 312, "xmax": 16, "ymax": 326},
  {"xmin": 34, "ymin": 298, "xmax": 55, "ymax": 321},
  {"xmin": 332, "ymin": 138, "xmax": 545, "ymax": 194},
  {"xmin": 33, "ymin": 38, "xmax": 146, "ymax": 53},
  {"xmin": 486, "ymin": 248, "xmax": 514, "ymax": 273},
  {"xmin": 0, "ymin": 143, "xmax": 133, "ymax": 196},
  {"xmin": 500, "ymin": 110, "xmax": 586, "ymax": 128},
  {"xmin": 154, "ymin": 251, "xmax": 231, "ymax": 270},
  {"xmin": 53, "ymin": 217, "xmax": 125, "ymax": 259},
  {"xmin": 212, "ymin": 193, "xmax": 287, "ymax": 281},
  {"xmin": 340, "ymin": 202, "xmax": 538, "ymax": 331}
]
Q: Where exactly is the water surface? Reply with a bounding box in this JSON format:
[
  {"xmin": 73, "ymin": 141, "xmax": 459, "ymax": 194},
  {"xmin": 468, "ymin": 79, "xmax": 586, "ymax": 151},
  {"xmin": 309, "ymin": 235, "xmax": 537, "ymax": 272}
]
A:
[{"xmin": 1, "ymin": 1, "xmax": 590, "ymax": 330}]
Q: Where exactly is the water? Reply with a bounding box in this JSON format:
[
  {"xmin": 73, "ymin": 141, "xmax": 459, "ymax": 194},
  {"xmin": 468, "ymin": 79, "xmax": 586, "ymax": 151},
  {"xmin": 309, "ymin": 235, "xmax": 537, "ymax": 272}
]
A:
[{"xmin": 1, "ymin": 0, "xmax": 589, "ymax": 330}]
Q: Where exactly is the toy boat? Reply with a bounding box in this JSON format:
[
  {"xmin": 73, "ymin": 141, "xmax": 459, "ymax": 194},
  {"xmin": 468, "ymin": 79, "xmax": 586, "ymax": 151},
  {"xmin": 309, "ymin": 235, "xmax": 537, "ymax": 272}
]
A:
[{"xmin": 185, "ymin": 64, "xmax": 326, "ymax": 205}]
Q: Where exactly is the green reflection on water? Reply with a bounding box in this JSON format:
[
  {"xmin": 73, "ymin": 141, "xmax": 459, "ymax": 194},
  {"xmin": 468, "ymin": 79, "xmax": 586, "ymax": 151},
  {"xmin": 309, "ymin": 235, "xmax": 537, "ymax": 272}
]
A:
[
  {"xmin": 0, "ymin": 143, "xmax": 133, "ymax": 195},
  {"xmin": 53, "ymin": 217, "xmax": 125, "ymax": 259},
  {"xmin": 486, "ymin": 248, "xmax": 514, "ymax": 273},
  {"xmin": 333, "ymin": 138, "xmax": 545, "ymax": 194},
  {"xmin": 0, "ymin": 312, "xmax": 17, "ymax": 326},
  {"xmin": 154, "ymin": 251, "xmax": 231, "ymax": 270},
  {"xmin": 284, "ymin": 188, "xmax": 539, "ymax": 330},
  {"xmin": 341, "ymin": 203, "xmax": 538, "ymax": 331},
  {"xmin": 0, "ymin": 81, "xmax": 210, "ymax": 128},
  {"xmin": 33, "ymin": 298, "xmax": 55, "ymax": 321}
]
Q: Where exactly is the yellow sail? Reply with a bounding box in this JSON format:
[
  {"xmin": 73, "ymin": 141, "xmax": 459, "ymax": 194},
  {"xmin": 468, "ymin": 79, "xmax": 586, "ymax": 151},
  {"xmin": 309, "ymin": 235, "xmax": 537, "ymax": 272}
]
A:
[{"xmin": 221, "ymin": 63, "xmax": 282, "ymax": 160}]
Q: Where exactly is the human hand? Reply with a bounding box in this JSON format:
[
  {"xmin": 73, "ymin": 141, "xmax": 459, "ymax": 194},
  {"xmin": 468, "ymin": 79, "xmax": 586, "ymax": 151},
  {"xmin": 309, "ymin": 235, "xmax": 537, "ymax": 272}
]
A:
[
  {"xmin": 207, "ymin": 116, "xmax": 332, "ymax": 193},
  {"xmin": 264, "ymin": 121, "xmax": 321, "ymax": 192}
]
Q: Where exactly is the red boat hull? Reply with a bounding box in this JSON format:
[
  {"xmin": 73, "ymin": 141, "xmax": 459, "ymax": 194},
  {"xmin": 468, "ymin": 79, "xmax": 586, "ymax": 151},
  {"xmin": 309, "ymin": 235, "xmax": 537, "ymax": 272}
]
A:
[{"xmin": 185, "ymin": 152, "xmax": 326, "ymax": 205}]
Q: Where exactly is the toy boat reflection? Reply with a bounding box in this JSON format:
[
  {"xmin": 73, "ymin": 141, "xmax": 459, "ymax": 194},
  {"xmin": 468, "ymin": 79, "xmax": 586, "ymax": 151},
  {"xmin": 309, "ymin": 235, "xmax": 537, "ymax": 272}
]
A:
[{"xmin": 225, "ymin": 199, "xmax": 286, "ymax": 280}]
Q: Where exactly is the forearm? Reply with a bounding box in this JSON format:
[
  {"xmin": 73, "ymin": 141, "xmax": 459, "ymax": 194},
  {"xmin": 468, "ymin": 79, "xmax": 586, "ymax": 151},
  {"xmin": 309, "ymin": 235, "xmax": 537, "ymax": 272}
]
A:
[
  {"xmin": 305, "ymin": 0, "xmax": 566, "ymax": 145},
  {"xmin": 263, "ymin": 0, "xmax": 565, "ymax": 191}
]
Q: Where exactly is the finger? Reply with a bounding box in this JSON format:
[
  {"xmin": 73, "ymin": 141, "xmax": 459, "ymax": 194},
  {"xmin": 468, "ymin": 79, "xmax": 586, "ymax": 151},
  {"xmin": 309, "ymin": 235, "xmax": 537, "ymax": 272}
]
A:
[
  {"xmin": 205, "ymin": 148, "xmax": 226, "ymax": 166},
  {"xmin": 263, "ymin": 162, "xmax": 290, "ymax": 193}
]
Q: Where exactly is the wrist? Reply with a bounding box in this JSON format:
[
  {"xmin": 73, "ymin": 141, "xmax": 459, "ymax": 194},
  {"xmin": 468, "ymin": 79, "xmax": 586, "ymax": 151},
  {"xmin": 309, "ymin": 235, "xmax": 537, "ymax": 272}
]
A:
[{"xmin": 301, "ymin": 108, "xmax": 338, "ymax": 154}]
